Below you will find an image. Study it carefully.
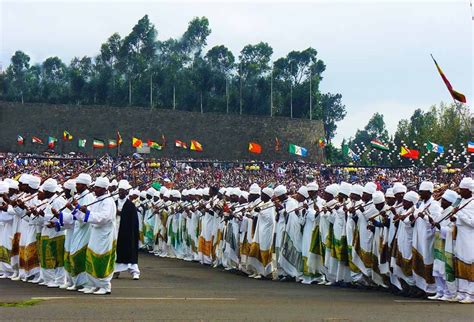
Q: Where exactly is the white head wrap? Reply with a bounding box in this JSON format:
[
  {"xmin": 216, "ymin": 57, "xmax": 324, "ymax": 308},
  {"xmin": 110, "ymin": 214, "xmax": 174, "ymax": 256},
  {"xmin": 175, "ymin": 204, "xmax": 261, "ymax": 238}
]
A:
[
  {"xmin": 385, "ymin": 188, "xmax": 395, "ymax": 198},
  {"xmin": 249, "ymin": 183, "xmax": 261, "ymax": 195},
  {"xmin": 0, "ymin": 182, "xmax": 9, "ymax": 194},
  {"xmin": 372, "ymin": 191, "xmax": 385, "ymax": 204},
  {"xmin": 325, "ymin": 184, "xmax": 339, "ymax": 197},
  {"xmin": 118, "ymin": 179, "xmax": 131, "ymax": 190},
  {"xmin": 274, "ymin": 185, "xmax": 287, "ymax": 197},
  {"xmin": 306, "ymin": 182, "xmax": 319, "ymax": 192},
  {"xmin": 363, "ymin": 182, "xmax": 377, "ymax": 194},
  {"xmin": 94, "ymin": 177, "xmax": 110, "ymax": 189},
  {"xmin": 76, "ymin": 173, "xmax": 92, "ymax": 186},
  {"xmin": 339, "ymin": 182, "xmax": 352, "ymax": 197},
  {"xmin": 442, "ymin": 189, "xmax": 459, "ymax": 204},
  {"xmin": 5, "ymin": 178, "xmax": 19, "ymax": 190},
  {"xmin": 419, "ymin": 181, "xmax": 434, "ymax": 193},
  {"xmin": 297, "ymin": 186, "xmax": 309, "ymax": 199},
  {"xmin": 262, "ymin": 187, "xmax": 274, "ymax": 198},
  {"xmin": 459, "ymin": 177, "xmax": 474, "ymax": 191},
  {"xmin": 41, "ymin": 178, "xmax": 58, "ymax": 193},
  {"xmin": 351, "ymin": 184, "xmax": 364, "ymax": 197},
  {"xmin": 403, "ymin": 191, "xmax": 419, "ymax": 204},
  {"xmin": 393, "ymin": 183, "xmax": 407, "ymax": 194},
  {"xmin": 28, "ymin": 176, "xmax": 41, "ymax": 190}
]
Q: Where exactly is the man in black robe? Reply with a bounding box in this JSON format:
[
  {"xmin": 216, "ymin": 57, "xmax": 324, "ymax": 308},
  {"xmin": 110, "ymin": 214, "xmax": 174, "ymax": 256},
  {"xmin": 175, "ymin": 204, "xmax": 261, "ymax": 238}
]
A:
[{"xmin": 114, "ymin": 180, "xmax": 140, "ymax": 280}]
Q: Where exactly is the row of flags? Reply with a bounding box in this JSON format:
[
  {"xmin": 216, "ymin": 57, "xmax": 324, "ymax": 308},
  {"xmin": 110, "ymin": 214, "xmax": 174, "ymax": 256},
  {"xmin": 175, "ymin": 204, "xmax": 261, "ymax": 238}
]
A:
[
  {"xmin": 248, "ymin": 142, "xmax": 308, "ymax": 156},
  {"xmin": 343, "ymin": 138, "xmax": 474, "ymax": 161}
]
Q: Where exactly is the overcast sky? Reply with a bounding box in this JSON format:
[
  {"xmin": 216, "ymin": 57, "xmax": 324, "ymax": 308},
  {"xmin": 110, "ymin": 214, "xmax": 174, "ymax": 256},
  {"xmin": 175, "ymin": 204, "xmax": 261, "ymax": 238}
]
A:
[{"xmin": 1, "ymin": 0, "xmax": 472, "ymax": 145}]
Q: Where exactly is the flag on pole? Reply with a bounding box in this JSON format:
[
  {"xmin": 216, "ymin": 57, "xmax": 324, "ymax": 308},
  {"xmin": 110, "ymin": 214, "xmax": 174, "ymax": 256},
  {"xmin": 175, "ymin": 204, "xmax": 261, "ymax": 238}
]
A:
[
  {"xmin": 17, "ymin": 135, "xmax": 24, "ymax": 145},
  {"xmin": 175, "ymin": 140, "xmax": 187, "ymax": 149},
  {"xmin": 108, "ymin": 139, "xmax": 118, "ymax": 148},
  {"xmin": 190, "ymin": 140, "xmax": 203, "ymax": 152},
  {"xmin": 275, "ymin": 137, "xmax": 280, "ymax": 152},
  {"xmin": 93, "ymin": 139, "xmax": 105, "ymax": 149},
  {"xmin": 148, "ymin": 140, "xmax": 162, "ymax": 150},
  {"xmin": 400, "ymin": 146, "xmax": 419, "ymax": 159},
  {"xmin": 468, "ymin": 141, "xmax": 474, "ymax": 153},
  {"xmin": 132, "ymin": 137, "xmax": 143, "ymax": 148},
  {"xmin": 370, "ymin": 139, "xmax": 389, "ymax": 151},
  {"xmin": 32, "ymin": 136, "xmax": 43, "ymax": 144},
  {"xmin": 161, "ymin": 134, "xmax": 166, "ymax": 148},
  {"xmin": 78, "ymin": 139, "xmax": 87, "ymax": 148},
  {"xmin": 117, "ymin": 131, "xmax": 123, "ymax": 145},
  {"xmin": 63, "ymin": 130, "xmax": 73, "ymax": 141},
  {"xmin": 318, "ymin": 138, "xmax": 326, "ymax": 148},
  {"xmin": 342, "ymin": 144, "xmax": 360, "ymax": 161},
  {"xmin": 289, "ymin": 144, "xmax": 308, "ymax": 157},
  {"xmin": 48, "ymin": 136, "xmax": 58, "ymax": 149},
  {"xmin": 431, "ymin": 54, "xmax": 467, "ymax": 103},
  {"xmin": 426, "ymin": 141, "xmax": 444, "ymax": 154},
  {"xmin": 248, "ymin": 142, "xmax": 262, "ymax": 154}
]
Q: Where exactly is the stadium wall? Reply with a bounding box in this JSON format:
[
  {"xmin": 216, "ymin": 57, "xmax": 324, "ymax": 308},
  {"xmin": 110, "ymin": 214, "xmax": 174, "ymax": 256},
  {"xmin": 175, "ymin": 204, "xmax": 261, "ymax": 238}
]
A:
[{"xmin": 0, "ymin": 102, "xmax": 325, "ymax": 162}]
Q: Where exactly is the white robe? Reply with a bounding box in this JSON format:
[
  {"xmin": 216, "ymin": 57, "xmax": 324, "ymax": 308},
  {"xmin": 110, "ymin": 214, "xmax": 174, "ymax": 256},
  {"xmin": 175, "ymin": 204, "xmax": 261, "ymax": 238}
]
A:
[{"xmin": 454, "ymin": 197, "xmax": 474, "ymax": 299}]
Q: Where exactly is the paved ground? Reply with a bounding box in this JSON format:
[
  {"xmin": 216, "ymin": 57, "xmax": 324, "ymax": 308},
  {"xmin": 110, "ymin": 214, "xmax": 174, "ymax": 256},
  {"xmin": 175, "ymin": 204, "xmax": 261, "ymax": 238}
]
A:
[{"xmin": 0, "ymin": 252, "xmax": 471, "ymax": 321}]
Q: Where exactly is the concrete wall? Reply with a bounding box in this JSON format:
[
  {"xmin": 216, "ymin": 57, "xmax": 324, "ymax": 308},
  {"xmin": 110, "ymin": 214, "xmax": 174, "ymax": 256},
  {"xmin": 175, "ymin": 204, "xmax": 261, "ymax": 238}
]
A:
[{"xmin": 0, "ymin": 102, "xmax": 325, "ymax": 162}]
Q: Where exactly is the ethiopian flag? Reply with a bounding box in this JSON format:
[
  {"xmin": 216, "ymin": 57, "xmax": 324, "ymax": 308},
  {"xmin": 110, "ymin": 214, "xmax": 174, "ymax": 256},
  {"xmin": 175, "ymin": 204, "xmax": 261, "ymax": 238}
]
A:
[
  {"xmin": 289, "ymin": 144, "xmax": 307, "ymax": 157},
  {"xmin": 370, "ymin": 139, "xmax": 389, "ymax": 151},
  {"xmin": 148, "ymin": 140, "xmax": 162, "ymax": 150},
  {"xmin": 431, "ymin": 54, "xmax": 466, "ymax": 103},
  {"xmin": 93, "ymin": 139, "xmax": 105, "ymax": 149},
  {"xmin": 132, "ymin": 137, "xmax": 143, "ymax": 148},
  {"xmin": 63, "ymin": 130, "xmax": 73, "ymax": 141},
  {"xmin": 190, "ymin": 140, "xmax": 203, "ymax": 152}
]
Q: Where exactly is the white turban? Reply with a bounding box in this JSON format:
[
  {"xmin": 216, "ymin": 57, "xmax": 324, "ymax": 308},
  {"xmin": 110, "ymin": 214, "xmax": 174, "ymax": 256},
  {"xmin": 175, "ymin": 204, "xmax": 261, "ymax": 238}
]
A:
[
  {"xmin": 202, "ymin": 188, "xmax": 210, "ymax": 196},
  {"xmin": 64, "ymin": 179, "xmax": 76, "ymax": 191},
  {"xmin": 159, "ymin": 186, "xmax": 168, "ymax": 195},
  {"xmin": 28, "ymin": 175, "xmax": 41, "ymax": 190},
  {"xmin": 274, "ymin": 185, "xmax": 287, "ymax": 197},
  {"xmin": 325, "ymin": 184, "xmax": 339, "ymax": 197},
  {"xmin": 117, "ymin": 180, "xmax": 131, "ymax": 190},
  {"xmin": 94, "ymin": 177, "xmax": 110, "ymax": 189},
  {"xmin": 130, "ymin": 189, "xmax": 140, "ymax": 196},
  {"xmin": 195, "ymin": 189, "xmax": 203, "ymax": 197},
  {"xmin": 351, "ymin": 184, "xmax": 364, "ymax": 197},
  {"xmin": 372, "ymin": 191, "xmax": 385, "ymax": 205},
  {"xmin": 262, "ymin": 187, "xmax": 274, "ymax": 198},
  {"xmin": 240, "ymin": 191, "xmax": 249, "ymax": 200},
  {"xmin": 297, "ymin": 186, "xmax": 309, "ymax": 199},
  {"xmin": 76, "ymin": 173, "xmax": 92, "ymax": 186},
  {"xmin": 459, "ymin": 177, "xmax": 474, "ymax": 191},
  {"xmin": 393, "ymin": 183, "xmax": 407, "ymax": 194},
  {"xmin": 5, "ymin": 178, "xmax": 19, "ymax": 190},
  {"xmin": 171, "ymin": 190, "xmax": 181, "ymax": 199},
  {"xmin": 110, "ymin": 179, "xmax": 118, "ymax": 187},
  {"xmin": 339, "ymin": 182, "xmax": 352, "ymax": 197},
  {"xmin": 219, "ymin": 188, "xmax": 226, "ymax": 195},
  {"xmin": 19, "ymin": 174, "xmax": 30, "ymax": 184},
  {"xmin": 442, "ymin": 189, "xmax": 459, "ymax": 204},
  {"xmin": 385, "ymin": 188, "xmax": 395, "ymax": 198},
  {"xmin": 153, "ymin": 189, "xmax": 161, "ymax": 198},
  {"xmin": 41, "ymin": 178, "xmax": 58, "ymax": 193},
  {"xmin": 0, "ymin": 182, "xmax": 9, "ymax": 194},
  {"xmin": 363, "ymin": 182, "xmax": 377, "ymax": 194},
  {"xmin": 249, "ymin": 183, "xmax": 261, "ymax": 195},
  {"xmin": 139, "ymin": 191, "xmax": 147, "ymax": 198},
  {"xmin": 403, "ymin": 191, "xmax": 419, "ymax": 205},
  {"xmin": 146, "ymin": 188, "xmax": 155, "ymax": 196},
  {"xmin": 231, "ymin": 188, "xmax": 241, "ymax": 197},
  {"xmin": 307, "ymin": 182, "xmax": 319, "ymax": 192},
  {"xmin": 419, "ymin": 181, "xmax": 434, "ymax": 193}
]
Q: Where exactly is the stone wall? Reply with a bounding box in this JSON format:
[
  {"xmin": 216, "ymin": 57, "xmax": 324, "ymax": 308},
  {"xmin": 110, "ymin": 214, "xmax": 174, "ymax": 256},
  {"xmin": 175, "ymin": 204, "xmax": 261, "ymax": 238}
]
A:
[{"xmin": 0, "ymin": 102, "xmax": 325, "ymax": 162}]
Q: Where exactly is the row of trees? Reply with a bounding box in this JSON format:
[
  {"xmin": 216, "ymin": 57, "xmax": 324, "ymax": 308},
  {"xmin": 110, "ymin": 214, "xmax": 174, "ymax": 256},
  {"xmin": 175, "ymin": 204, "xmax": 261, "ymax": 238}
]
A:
[
  {"xmin": 0, "ymin": 15, "xmax": 346, "ymax": 142},
  {"xmin": 328, "ymin": 102, "xmax": 472, "ymax": 166}
]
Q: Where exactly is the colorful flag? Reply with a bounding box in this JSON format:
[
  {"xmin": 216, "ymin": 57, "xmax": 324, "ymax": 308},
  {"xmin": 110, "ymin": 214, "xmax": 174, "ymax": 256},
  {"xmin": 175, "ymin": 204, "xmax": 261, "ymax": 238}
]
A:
[
  {"xmin": 78, "ymin": 139, "xmax": 87, "ymax": 148},
  {"xmin": 132, "ymin": 137, "xmax": 143, "ymax": 148},
  {"xmin": 63, "ymin": 130, "xmax": 73, "ymax": 141},
  {"xmin": 342, "ymin": 144, "xmax": 359, "ymax": 161},
  {"xmin": 48, "ymin": 136, "xmax": 58, "ymax": 149},
  {"xmin": 93, "ymin": 139, "xmax": 105, "ymax": 149},
  {"xmin": 370, "ymin": 139, "xmax": 389, "ymax": 151},
  {"xmin": 108, "ymin": 139, "xmax": 118, "ymax": 148},
  {"xmin": 17, "ymin": 135, "xmax": 24, "ymax": 145},
  {"xmin": 468, "ymin": 142, "xmax": 474, "ymax": 153},
  {"xmin": 400, "ymin": 146, "xmax": 419, "ymax": 159},
  {"xmin": 190, "ymin": 140, "xmax": 203, "ymax": 152},
  {"xmin": 318, "ymin": 138, "xmax": 326, "ymax": 148},
  {"xmin": 248, "ymin": 142, "xmax": 262, "ymax": 154},
  {"xmin": 426, "ymin": 141, "xmax": 444, "ymax": 154},
  {"xmin": 175, "ymin": 140, "xmax": 188, "ymax": 149},
  {"xmin": 117, "ymin": 131, "xmax": 123, "ymax": 145},
  {"xmin": 32, "ymin": 136, "xmax": 43, "ymax": 144},
  {"xmin": 275, "ymin": 137, "xmax": 280, "ymax": 152},
  {"xmin": 289, "ymin": 144, "xmax": 308, "ymax": 157},
  {"xmin": 148, "ymin": 140, "xmax": 162, "ymax": 150},
  {"xmin": 431, "ymin": 54, "xmax": 466, "ymax": 103}
]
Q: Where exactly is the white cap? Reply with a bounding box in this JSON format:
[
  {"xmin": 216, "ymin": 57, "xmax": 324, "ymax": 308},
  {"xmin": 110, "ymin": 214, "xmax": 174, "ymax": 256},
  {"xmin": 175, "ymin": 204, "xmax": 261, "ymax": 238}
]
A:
[
  {"xmin": 325, "ymin": 184, "xmax": 339, "ymax": 197},
  {"xmin": 372, "ymin": 191, "xmax": 385, "ymax": 204},
  {"xmin": 249, "ymin": 183, "xmax": 261, "ymax": 195},
  {"xmin": 118, "ymin": 179, "xmax": 131, "ymax": 190},
  {"xmin": 41, "ymin": 178, "xmax": 58, "ymax": 193},
  {"xmin": 419, "ymin": 181, "xmax": 434, "ymax": 193},
  {"xmin": 351, "ymin": 184, "xmax": 364, "ymax": 197},
  {"xmin": 19, "ymin": 174, "xmax": 30, "ymax": 184},
  {"xmin": 385, "ymin": 188, "xmax": 395, "ymax": 198},
  {"xmin": 94, "ymin": 177, "xmax": 110, "ymax": 189},
  {"xmin": 28, "ymin": 175, "xmax": 41, "ymax": 190},
  {"xmin": 363, "ymin": 182, "xmax": 377, "ymax": 194},
  {"xmin": 442, "ymin": 189, "xmax": 459, "ymax": 204},
  {"xmin": 307, "ymin": 182, "xmax": 319, "ymax": 192},
  {"xmin": 63, "ymin": 179, "xmax": 76, "ymax": 191},
  {"xmin": 274, "ymin": 185, "xmax": 287, "ymax": 197},
  {"xmin": 339, "ymin": 182, "xmax": 352, "ymax": 197},
  {"xmin": 459, "ymin": 177, "xmax": 474, "ymax": 191},
  {"xmin": 393, "ymin": 183, "xmax": 407, "ymax": 194},
  {"xmin": 5, "ymin": 178, "xmax": 19, "ymax": 190},
  {"xmin": 76, "ymin": 173, "xmax": 92, "ymax": 186},
  {"xmin": 262, "ymin": 187, "xmax": 274, "ymax": 198},
  {"xmin": 403, "ymin": 191, "xmax": 419, "ymax": 204},
  {"xmin": 297, "ymin": 186, "xmax": 309, "ymax": 199},
  {"xmin": 0, "ymin": 182, "xmax": 9, "ymax": 194}
]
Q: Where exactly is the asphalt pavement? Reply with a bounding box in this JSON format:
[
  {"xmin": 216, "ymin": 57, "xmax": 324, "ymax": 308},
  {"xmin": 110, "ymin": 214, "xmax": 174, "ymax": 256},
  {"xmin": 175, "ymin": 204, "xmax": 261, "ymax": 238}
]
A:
[{"xmin": 0, "ymin": 252, "xmax": 472, "ymax": 321}]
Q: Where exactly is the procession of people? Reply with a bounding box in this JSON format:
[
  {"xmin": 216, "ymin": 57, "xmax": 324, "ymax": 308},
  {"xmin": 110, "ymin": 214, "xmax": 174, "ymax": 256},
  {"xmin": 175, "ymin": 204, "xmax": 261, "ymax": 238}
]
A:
[{"xmin": 0, "ymin": 155, "xmax": 473, "ymax": 304}]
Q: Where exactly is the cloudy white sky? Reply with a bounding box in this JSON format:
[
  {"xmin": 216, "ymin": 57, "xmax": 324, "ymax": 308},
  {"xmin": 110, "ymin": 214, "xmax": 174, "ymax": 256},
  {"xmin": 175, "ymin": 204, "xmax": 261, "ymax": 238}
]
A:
[{"xmin": 1, "ymin": 0, "xmax": 472, "ymax": 144}]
